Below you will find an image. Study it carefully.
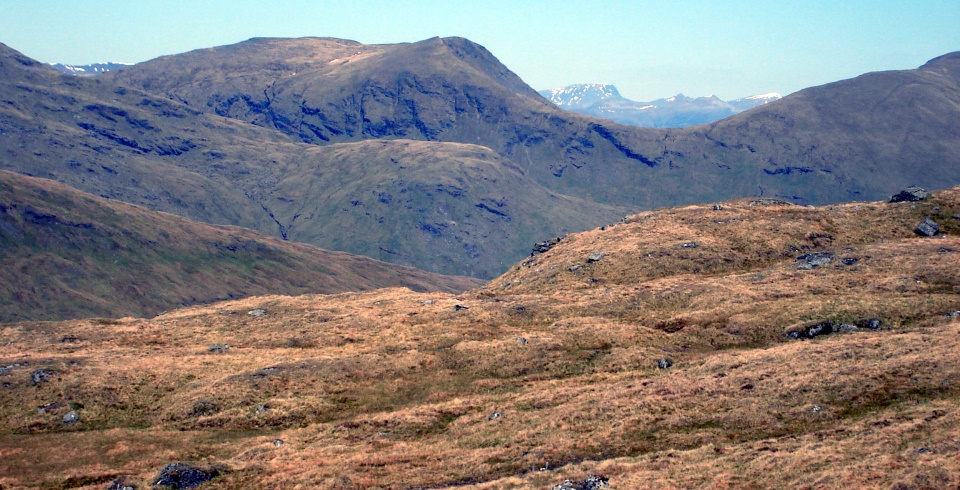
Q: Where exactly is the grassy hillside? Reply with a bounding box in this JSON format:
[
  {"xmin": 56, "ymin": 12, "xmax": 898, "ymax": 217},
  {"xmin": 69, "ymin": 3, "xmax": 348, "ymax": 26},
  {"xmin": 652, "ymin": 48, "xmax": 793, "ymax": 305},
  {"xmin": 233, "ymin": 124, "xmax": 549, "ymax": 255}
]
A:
[
  {"xmin": 2, "ymin": 187, "xmax": 959, "ymax": 488},
  {"xmin": 0, "ymin": 170, "xmax": 481, "ymax": 322}
]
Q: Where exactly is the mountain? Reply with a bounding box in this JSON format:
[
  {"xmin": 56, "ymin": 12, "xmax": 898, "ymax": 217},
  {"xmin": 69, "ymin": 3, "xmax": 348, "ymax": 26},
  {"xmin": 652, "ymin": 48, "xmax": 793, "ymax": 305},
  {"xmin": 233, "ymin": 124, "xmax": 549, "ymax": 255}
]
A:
[
  {"xmin": 0, "ymin": 41, "xmax": 626, "ymax": 279},
  {"xmin": 3, "ymin": 186, "xmax": 959, "ymax": 488},
  {"xmin": 105, "ymin": 37, "xmax": 960, "ymax": 209},
  {"xmin": 539, "ymin": 83, "xmax": 782, "ymax": 127},
  {"xmin": 3, "ymin": 39, "xmax": 960, "ymax": 280},
  {"xmin": 0, "ymin": 170, "xmax": 482, "ymax": 322},
  {"xmin": 48, "ymin": 61, "xmax": 131, "ymax": 76}
]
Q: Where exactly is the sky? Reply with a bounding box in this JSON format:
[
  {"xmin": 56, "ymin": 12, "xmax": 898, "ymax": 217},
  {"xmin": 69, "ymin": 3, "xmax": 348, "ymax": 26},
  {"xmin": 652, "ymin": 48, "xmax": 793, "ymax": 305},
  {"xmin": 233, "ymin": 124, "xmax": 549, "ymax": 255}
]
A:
[{"xmin": 1, "ymin": 0, "xmax": 958, "ymax": 101}]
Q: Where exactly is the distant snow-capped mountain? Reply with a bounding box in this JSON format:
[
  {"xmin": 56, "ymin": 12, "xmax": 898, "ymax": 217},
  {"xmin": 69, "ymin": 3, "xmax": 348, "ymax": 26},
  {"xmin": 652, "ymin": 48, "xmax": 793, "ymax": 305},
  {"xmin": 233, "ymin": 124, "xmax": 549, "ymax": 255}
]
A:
[
  {"xmin": 49, "ymin": 62, "xmax": 132, "ymax": 75},
  {"xmin": 539, "ymin": 84, "xmax": 781, "ymax": 128}
]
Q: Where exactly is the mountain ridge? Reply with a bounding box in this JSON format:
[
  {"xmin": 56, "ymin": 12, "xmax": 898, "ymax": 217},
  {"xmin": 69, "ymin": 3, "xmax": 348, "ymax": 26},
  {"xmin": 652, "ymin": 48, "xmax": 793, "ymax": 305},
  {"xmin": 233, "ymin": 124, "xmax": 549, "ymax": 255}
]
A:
[{"xmin": 538, "ymin": 83, "xmax": 782, "ymax": 127}]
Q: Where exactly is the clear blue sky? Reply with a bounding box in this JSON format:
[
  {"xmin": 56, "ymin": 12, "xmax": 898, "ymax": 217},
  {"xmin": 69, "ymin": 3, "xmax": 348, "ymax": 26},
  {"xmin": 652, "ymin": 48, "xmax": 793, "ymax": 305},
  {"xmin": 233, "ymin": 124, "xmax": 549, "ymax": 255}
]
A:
[{"xmin": 1, "ymin": 0, "xmax": 958, "ymax": 101}]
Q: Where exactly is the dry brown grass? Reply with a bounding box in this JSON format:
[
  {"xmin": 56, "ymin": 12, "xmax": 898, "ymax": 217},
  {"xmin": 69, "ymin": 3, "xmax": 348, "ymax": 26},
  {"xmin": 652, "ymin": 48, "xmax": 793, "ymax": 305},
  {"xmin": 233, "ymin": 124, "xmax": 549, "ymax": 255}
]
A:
[{"xmin": 2, "ymin": 190, "xmax": 960, "ymax": 488}]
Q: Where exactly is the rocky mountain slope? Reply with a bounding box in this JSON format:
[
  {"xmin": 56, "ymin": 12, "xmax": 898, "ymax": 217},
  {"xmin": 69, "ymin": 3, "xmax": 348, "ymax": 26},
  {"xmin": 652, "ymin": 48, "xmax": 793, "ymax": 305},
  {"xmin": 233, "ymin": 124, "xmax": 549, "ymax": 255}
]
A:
[
  {"xmin": 107, "ymin": 37, "xmax": 960, "ymax": 208},
  {"xmin": 0, "ymin": 42, "xmax": 625, "ymax": 279},
  {"xmin": 4, "ymin": 38, "xmax": 960, "ymax": 280},
  {"xmin": 539, "ymin": 83, "xmax": 781, "ymax": 127},
  {"xmin": 0, "ymin": 170, "xmax": 481, "ymax": 322},
  {"xmin": 2, "ymin": 187, "xmax": 958, "ymax": 488}
]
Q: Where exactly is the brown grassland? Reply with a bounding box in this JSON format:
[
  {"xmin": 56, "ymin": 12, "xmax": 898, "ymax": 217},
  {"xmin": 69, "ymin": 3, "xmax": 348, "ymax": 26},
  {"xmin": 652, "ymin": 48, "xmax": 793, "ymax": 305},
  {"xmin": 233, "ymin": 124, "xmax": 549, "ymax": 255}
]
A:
[{"xmin": 2, "ymin": 188, "xmax": 960, "ymax": 488}]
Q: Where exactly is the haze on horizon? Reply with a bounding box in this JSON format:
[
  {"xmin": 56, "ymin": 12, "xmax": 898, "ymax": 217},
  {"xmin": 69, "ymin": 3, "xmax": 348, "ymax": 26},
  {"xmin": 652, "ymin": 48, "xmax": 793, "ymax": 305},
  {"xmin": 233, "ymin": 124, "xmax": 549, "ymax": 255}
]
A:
[{"xmin": 1, "ymin": 0, "xmax": 958, "ymax": 101}]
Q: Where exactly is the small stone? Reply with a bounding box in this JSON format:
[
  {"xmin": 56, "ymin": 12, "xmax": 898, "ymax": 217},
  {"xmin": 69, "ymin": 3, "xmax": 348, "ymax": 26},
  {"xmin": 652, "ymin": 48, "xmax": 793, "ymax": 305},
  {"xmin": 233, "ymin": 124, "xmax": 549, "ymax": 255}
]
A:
[
  {"xmin": 656, "ymin": 358, "xmax": 673, "ymax": 370},
  {"xmin": 713, "ymin": 204, "xmax": 723, "ymax": 210},
  {"xmin": 488, "ymin": 411, "xmax": 502, "ymax": 421},
  {"xmin": 915, "ymin": 217, "xmax": 940, "ymax": 237},
  {"xmin": 247, "ymin": 309, "xmax": 267, "ymax": 317},
  {"xmin": 889, "ymin": 186, "xmax": 928, "ymax": 202},
  {"xmin": 515, "ymin": 337, "xmax": 528, "ymax": 345},
  {"xmin": 839, "ymin": 257, "xmax": 859, "ymax": 265},
  {"xmin": 272, "ymin": 439, "xmax": 284, "ymax": 447},
  {"xmin": 63, "ymin": 410, "xmax": 79, "ymax": 423},
  {"xmin": 208, "ymin": 344, "xmax": 229, "ymax": 353},
  {"xmin": 453, "ymin": 304, "xmax": 469, "ymax": 311},
  {"xmin": 38, "ymin": 401, "xmax": 63, "ymax": 414},
  {"xmin": 568, "ymin": 265, "xmax": 582, "ymax": 272},
  {"xmin": 106, "ymin": 476, "xmax": 137, "ymax": 490},
  {"xmin": 421, "ymin": 299, "xmax": 434, "ymax": 305},
  {"xmin": 31, "ymin": 369, "xmax": 52, "ymax": 385},
  {"xmin": 255, "ymin": 405, "xmax": 268, "ymax": 415},
  {"xmin": 587, "ymin": 252, "xmax": 604, "ymax": 263},
  {"xmin": 680, "ymin": 241, "xmax": 698, "ymax": 248},
  {"xmin": 811, "ymin": 405, "xmax": 822, "ymax": 413}
]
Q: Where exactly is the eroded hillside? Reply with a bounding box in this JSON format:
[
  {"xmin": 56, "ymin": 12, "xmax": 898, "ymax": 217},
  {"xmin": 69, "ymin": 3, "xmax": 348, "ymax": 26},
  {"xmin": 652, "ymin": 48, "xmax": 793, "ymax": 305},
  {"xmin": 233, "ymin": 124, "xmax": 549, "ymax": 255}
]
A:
[{"xmin": 2, "ymin": 188, "xmax": 959, "ymax": 488}]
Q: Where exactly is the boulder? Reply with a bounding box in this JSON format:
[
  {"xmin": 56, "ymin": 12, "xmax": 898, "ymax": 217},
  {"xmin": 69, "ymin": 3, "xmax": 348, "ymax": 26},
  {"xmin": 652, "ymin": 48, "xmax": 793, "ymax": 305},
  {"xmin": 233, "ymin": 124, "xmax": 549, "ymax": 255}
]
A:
[
  {"xmin": 208, "ymin": 344, "xmax": 229, "ymax": 353},
  {"xmin": 889, "ymin": 186, "xmax": 928, "ymax": 202},
  {"xmin": 63, "ymin": 410, "xmax": 79, "ymax": 423},
  {"xmin": 191, "ymin": 401, "xmax": 218, "ymax": 416},
  {"xmin": 786, "ymin": 320, "xmax": 836, "ymax": 339},
  {"xmin": 915, "ymin": 218, "xmax": 940, "ymax": 237},
  {"xmin": 656, "ymin": 358, "xmax": 673, "ymax": 369},
  {"xmin": 153, "ymin": 462, "xmax": 223, "ymax": 489},
  {"xmin": 531, "ymin": 237, "xmax": 562, "ymax": 256},
  {"xmin": 858, "ymin": 318, "xmax": 884, "ymax": 330},
  {"xmin": 247, "ymin": 309, "xmax": 267, "ymax": 317},
  {"xmin": 680, "ymin": 241, "xmax": 698, "ymax": 248},
  {"xmin": 587, "ymin": 252, "xmax": 604, "ymax": 263},
  {"xmin": 796, "ymin": 252, "xmax": 835, "ymax": 270},
  {"xmin": 551, "ymin": 475, "xmax": 610, "ymax": 490}
]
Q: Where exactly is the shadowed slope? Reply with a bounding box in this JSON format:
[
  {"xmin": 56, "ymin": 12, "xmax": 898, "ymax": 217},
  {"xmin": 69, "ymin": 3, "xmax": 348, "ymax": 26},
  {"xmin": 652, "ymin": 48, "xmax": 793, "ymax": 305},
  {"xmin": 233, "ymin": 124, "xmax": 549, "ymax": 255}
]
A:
[{"xmin": 0, "ymin": 170, "xmax": 481, "ymax": 322}]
